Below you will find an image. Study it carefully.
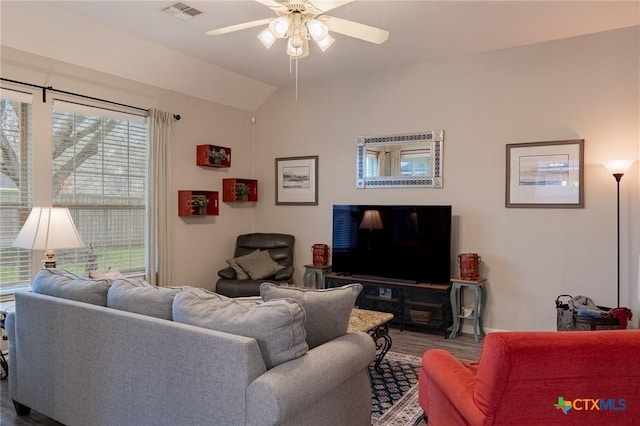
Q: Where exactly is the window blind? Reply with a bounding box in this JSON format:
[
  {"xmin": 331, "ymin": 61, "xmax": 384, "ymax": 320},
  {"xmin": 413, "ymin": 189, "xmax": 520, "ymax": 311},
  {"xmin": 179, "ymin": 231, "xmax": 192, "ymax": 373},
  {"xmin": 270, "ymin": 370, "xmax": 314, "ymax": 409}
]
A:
[
  {"xmin": 51, "ymin": 100, "xmax": 148, "ymax": 276},
  {"xmin": 0, "ymin": 89, "xmax": 33, "ymax": 290}
]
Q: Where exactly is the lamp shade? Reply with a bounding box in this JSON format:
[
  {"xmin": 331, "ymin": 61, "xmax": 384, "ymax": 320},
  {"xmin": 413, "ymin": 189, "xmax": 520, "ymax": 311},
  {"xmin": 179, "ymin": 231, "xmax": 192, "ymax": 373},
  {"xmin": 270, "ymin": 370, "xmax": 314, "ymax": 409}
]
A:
[
  {"xmin": 287, "ymin": 37, "xmax": 309, "ymax": 58},
  {"xmin": 315, "ymin": 34, "xmax": 335, "ymax": 52},
  {"xmin": 269, "ymin": 16, "xmax": 290, "ymax": 38},
  {"xmin": 12, "ymin": 207, "xmax": 84, "ymax": 251},
  {"xmin": 257, "ymin": 27, "xmax": 276, "ymax": 48},
  {"xmin": 307, "ymin": 19, "xmax": 329, "ymax": 41},
  {"xmin": 360, "ymin": 210, "xmax": 383, "ymax": 231},
  {"xmin": 603, "ymin": 159, "xmax": 635, "ymax": 175}
]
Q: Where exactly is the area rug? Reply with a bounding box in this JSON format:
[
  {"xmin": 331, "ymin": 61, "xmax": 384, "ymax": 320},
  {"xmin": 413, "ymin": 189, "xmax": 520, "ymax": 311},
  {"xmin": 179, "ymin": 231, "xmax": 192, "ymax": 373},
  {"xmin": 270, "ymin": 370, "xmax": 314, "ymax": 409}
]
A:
[{"xmin": 370, "ymin": 351, "xmax": 424, "ymax": 426}]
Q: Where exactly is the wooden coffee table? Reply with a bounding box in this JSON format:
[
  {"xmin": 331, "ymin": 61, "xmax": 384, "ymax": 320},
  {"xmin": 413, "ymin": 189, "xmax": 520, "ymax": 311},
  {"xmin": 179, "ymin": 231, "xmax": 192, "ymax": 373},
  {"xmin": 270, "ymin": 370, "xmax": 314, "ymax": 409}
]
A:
[{"xmin": 348, "ymin": 308, "xmax": 394, "ymax": 373}]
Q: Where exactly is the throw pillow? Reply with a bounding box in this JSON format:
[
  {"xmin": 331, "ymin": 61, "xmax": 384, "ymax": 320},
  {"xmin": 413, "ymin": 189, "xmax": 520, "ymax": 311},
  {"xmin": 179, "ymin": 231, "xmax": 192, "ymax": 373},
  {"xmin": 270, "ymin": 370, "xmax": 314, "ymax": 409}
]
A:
[
  {"xmin": 225, "ymin": 257, "xmax": 250, "ymax": 280},
  {"xmin": 260, "ymin": 283, "xmax": 362, "ymax": 349},
  {"xmin": 107, "ymin": 278, "xmax": 184, "ymax": 320},
  {"xmin": 234, "ymin": 249, "xmax": 285, "ymax": 280},
  {"xmin": 173, "ymin": 289, "xmax": 308, "ymax": 369},
  {"xmin": 32, "ymin": 268, "xmax": 111, "ymax": 306}
]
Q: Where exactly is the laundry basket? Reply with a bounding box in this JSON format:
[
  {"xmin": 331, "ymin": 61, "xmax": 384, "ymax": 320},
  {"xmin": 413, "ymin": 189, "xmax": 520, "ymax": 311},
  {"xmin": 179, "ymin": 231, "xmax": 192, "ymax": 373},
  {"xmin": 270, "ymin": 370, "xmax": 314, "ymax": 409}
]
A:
[
  {"xmin": 555, "ymin": 294, "xmax": 619, "ymax": 331},
  {"xmin": 556, "ymin": 294, "xmax": 575, "ymax": 331}
]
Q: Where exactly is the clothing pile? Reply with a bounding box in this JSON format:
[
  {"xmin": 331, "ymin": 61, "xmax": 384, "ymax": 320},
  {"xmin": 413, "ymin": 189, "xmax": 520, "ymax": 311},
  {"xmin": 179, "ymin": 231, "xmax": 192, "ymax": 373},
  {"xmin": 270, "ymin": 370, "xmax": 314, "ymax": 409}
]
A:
[
  {"xmin": 604, "ymin": 307, "xmax": 633, "ymax": 329},
  {"xmin": 556, "ymin": 295, "xmax": 632, "ymax": 330}
]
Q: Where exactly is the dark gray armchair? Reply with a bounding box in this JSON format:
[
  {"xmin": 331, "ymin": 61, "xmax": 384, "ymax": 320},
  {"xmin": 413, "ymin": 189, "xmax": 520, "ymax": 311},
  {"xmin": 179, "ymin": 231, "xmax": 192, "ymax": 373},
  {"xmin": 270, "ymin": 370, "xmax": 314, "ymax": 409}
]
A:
[{"xmin": 216, "ymin": 233, "xmax": 295, "ymax": 297}]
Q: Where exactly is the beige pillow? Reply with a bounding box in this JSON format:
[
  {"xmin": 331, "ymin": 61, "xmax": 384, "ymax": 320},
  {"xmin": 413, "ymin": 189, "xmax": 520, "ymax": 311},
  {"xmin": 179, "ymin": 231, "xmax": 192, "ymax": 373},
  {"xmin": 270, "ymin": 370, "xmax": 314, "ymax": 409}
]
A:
[
  {"xmin": 261, "ymin": 282, "xmax": 362, "ymax": 349},
  {"xmin": 32, "ymin": 268, "xmax": 111, "ymax": 306},
  {"xmin": 173, "ymin": 289, "xmax": 308, "ymax": 369},
  {"xmin": 225, "ymin": 257, "xmax": 250, "ymax": 280},
  {"xmin": 234, "ymin": 249, "xmax": 285, "ymax": 280},
  {"xmin": 107, "ymin": 278, "xmax": 184, "ymax": 320}
]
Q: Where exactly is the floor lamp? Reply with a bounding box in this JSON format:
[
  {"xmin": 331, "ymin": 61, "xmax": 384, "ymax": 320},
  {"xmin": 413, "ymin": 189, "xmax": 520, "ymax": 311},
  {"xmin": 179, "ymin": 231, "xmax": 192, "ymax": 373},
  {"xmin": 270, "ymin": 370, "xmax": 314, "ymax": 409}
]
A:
[
  {"xmin": 602, "ymin": 160, "xmax": 635, "ymax": 308},
  {"xmin": 359, "ymin": 209, "xmax": 383, "ymax": 250}
]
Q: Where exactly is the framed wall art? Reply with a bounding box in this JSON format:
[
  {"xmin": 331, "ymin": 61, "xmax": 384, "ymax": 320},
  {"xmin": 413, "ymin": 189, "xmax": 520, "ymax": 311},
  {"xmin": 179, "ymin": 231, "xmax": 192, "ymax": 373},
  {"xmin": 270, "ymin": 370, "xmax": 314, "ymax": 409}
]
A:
[
  {"xmin": 506, "ymin": 139, "xmax": 584, "ymax": 208},
  {"xmin": 275, "ymin": 155, "xmax": 318, "ymax": 205}
]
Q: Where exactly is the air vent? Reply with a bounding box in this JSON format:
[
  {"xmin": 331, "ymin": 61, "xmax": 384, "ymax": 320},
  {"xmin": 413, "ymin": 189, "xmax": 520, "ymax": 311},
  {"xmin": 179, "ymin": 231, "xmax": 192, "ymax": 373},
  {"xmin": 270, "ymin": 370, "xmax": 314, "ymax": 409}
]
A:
[{"xmin": 162, "ymin": 2, "xmax": 204, "ymax": 21}]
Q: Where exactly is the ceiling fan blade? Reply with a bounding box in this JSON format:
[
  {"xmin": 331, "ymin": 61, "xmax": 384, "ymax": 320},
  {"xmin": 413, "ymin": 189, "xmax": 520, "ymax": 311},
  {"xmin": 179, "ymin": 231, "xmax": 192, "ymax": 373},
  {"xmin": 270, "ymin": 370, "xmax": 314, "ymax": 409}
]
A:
[
  {"xmin": 324, "ymin": 16, "xmax": 389, "ymax": 44},
  {"xmin": 206, "ymin": 18, "xmax": 274, "ymax": 36},
  {"xmin": 308, "ymin": 0, "xmax": 353, "ymax": 13},
  {"xmin": 254, "ymin": 0, "xmax": 286, "ymax": 10}
]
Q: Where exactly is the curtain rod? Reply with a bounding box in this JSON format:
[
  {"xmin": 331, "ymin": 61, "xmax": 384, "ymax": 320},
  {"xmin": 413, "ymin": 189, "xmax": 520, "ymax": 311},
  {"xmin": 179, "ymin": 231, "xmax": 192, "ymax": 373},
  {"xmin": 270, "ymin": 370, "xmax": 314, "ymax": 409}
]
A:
[{"xmin": 0, "ymin": 77, "xmax": 181, "ymax": 120}]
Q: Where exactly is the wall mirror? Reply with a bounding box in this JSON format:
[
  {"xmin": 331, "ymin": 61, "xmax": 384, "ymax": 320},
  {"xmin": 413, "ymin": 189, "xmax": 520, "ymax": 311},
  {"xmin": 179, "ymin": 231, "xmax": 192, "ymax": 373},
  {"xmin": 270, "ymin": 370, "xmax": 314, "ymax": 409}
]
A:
[{"xmin": 356, "ymin": 130, "xmax": 444, "ymax": 188}]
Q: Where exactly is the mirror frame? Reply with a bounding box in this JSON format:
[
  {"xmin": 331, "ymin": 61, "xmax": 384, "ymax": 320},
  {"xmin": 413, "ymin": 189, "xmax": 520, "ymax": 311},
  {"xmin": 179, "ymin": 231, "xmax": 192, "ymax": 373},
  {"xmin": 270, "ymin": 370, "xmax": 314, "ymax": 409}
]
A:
[{"xmin": 356, "ymin": 130, "xmax": 444, "ymax": 188}]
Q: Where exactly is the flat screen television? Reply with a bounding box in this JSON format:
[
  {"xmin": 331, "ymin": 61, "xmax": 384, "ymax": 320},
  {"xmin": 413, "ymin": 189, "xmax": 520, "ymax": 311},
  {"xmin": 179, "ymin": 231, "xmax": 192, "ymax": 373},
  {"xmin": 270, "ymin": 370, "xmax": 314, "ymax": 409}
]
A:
[{"xmin": 332, "ymin": 204, "xmax": 452, "ymax": 284}]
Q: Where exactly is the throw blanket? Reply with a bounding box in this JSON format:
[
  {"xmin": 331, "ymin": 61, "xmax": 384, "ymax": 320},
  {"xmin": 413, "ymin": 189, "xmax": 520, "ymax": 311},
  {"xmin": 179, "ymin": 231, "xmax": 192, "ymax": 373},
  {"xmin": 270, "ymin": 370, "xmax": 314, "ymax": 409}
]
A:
[{"xmin": 605, "ymin": 307, "xmax": 633, "ymax": 329}]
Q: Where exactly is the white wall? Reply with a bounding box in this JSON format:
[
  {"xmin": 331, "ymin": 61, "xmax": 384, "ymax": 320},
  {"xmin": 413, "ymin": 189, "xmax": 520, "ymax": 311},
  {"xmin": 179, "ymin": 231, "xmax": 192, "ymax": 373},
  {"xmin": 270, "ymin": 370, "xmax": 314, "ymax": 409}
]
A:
[
  {"xmin": 253, "ymin": 27, "xmax": 640, "ymax": 331},
  {"xmin": 3, "ymin": 26, "xmax": 638, "ymax": 332},
  {"xmin": 1, "ymin": 46, "xmax": 256, "ymax": 288}
]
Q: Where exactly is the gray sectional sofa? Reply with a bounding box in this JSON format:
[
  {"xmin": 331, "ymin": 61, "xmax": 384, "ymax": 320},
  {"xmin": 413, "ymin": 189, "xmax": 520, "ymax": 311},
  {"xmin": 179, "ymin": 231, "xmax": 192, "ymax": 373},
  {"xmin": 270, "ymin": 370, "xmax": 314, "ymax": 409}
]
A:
[{"xmin": 6, "ymin": 269, "xmax": 375, "ymax": 426}]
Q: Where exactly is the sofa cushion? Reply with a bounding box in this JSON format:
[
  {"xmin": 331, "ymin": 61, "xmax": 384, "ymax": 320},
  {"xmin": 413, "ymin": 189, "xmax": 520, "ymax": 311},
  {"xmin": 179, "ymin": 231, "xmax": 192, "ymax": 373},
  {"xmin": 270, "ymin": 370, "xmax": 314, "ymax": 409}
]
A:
[
  {"xmin": 32, "ymin": 268, "xmax": 110, "ymax": 306},
  {"xmin": 234, "ymin": 249, "xmax": 284, "ymax": 280},
  {"xmin": 260, "ymin": 283, "xmax": 362, "ymax": 349},
  {"xmin": 173, "ymin": 289, "xmax": 308, "ymax": 369},
  {"xmin": 107, "ymin": 278, "xmax": 184, "ymax": 320},
  {"xmin": 225, "ymin": 257, "xmax": 250, "ymax": 280}
]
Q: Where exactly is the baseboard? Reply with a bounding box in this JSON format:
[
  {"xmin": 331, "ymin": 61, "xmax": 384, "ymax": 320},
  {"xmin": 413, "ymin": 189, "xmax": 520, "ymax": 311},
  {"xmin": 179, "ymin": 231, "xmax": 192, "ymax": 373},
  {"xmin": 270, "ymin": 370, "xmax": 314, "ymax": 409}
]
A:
[{"xmin": 458, "ymin": 323, "xmax": 505, "ymax": 336}]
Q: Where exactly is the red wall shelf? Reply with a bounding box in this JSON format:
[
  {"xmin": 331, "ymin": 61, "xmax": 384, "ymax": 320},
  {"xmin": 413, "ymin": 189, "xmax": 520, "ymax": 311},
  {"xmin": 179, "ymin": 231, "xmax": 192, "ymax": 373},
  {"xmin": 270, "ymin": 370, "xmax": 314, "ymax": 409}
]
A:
[
  {"xmin": 196, "ymin": 144, "xmax": 231, "ymax": 168},
  {"xmin": 178, "ymin": 190, "xmax": 219, "ymax": 216},
  {"xmin": 223, "ymin": 178, "xmax": 258, "ymax": 202}
]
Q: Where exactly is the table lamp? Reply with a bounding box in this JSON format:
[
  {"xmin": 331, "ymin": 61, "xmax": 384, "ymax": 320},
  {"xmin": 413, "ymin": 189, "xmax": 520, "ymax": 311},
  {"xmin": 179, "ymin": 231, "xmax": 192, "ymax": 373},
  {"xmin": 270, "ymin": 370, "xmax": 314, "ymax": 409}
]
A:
[
  {"xmin": 12, "ymin": 207, "xmax": 85, "ymax": 268},
  {"xmin": 359, "ymin": 210, "xmax": 383, "ymax": 231}
]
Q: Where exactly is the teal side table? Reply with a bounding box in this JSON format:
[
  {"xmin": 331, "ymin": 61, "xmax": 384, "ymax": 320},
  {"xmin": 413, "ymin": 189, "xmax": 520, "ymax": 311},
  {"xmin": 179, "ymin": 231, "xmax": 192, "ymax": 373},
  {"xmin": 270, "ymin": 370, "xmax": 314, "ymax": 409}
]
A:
[
  {"xmin": 449, "ymin": 278, "xmax": 487, "ymax": 343},
  {"xmin": 303, "ymin": 264, "xmax": 332, "ymax": 289}
]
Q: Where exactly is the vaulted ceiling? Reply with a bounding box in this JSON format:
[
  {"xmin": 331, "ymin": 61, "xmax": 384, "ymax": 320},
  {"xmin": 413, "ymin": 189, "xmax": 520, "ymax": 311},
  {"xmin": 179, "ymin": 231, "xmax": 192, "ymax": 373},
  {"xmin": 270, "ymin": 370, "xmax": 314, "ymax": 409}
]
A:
[{"xmin": 2, "ymin": 1, "xmax": 638, "ymax": 111}]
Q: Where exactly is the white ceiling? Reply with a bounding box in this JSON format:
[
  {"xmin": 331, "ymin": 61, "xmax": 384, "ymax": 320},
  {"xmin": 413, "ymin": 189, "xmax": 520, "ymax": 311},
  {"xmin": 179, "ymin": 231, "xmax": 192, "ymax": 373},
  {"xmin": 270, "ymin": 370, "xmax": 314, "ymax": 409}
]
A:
[
  {"xmin": 2, "ymin": 1, "xmax": 638, "ymax": 111},
  {"xmin": 49, "ymin": 0, "xmax": 639, "ymax": 88}
]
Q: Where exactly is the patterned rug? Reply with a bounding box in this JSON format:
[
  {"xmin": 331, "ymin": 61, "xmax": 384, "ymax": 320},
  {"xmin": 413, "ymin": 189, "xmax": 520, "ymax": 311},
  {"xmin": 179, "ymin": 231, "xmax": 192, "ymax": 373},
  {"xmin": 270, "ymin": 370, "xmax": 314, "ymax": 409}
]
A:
[{"xmin": 370, "ymin": 351, "xmax": 424, "ymax": 426}]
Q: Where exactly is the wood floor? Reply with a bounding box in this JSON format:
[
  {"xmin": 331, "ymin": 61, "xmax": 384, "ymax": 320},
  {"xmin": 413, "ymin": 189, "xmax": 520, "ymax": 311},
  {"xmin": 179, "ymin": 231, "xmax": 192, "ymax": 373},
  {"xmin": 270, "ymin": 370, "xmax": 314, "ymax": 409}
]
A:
[
  {"xmin": 387, "ymin": 326, "xmax": 482, "ymax": 362},
  {"xmin": 0, "ymin": 327, "xmax": 482, "ymax": 426}
]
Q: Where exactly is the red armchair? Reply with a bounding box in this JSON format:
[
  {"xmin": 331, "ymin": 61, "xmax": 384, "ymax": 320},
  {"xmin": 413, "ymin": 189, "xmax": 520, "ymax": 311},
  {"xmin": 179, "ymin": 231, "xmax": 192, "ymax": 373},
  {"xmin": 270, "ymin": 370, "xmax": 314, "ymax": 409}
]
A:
[{"xmin": 419, "ymin": 330, "xmax": 640, "ymax": 425}]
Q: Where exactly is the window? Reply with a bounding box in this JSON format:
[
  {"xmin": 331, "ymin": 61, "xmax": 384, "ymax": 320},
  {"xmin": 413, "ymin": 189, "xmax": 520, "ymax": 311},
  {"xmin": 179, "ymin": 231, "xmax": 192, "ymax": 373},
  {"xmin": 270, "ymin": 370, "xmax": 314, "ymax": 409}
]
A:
[
  {"xmin": 0, "ymin": 90, "xmax": 33, "ymax": 291},
  {"xmin": 365, "ymin": 150, "xmax": 379, "ymax": 177},
  {"xmin": 332, "ymin": 205, "xmax": 358, "ymax": 250},
  {"xmin": 51, "ymin": 100, "xmax": 147, "ymax": 276},
  {"xmin": 400, "ymin": 149, "xmax": 431, "ymax": 177}
]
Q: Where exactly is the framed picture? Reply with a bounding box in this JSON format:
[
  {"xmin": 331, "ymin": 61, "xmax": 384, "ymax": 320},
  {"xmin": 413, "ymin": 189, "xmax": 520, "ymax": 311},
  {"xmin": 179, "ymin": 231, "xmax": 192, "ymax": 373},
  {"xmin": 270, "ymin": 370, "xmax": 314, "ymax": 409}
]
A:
[
  {"xmin": 506, "ymin": 139, "xmax": 584, "ymax": 208},
  {"xmin": 275, "ymin": 155, "xmax": 318, "ymax": 205}
]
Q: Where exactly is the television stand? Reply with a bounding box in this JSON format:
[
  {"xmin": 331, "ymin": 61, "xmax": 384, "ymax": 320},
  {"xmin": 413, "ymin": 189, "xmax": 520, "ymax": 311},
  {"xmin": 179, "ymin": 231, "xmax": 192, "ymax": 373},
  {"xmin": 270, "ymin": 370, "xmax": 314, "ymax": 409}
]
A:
[
  {"xmin": 325, "ymin": 273, "xmax": 453, "ymax": 337},
  {"xmin": 351, "ymin": 274, "xmax": 417, "ymax": 285}
]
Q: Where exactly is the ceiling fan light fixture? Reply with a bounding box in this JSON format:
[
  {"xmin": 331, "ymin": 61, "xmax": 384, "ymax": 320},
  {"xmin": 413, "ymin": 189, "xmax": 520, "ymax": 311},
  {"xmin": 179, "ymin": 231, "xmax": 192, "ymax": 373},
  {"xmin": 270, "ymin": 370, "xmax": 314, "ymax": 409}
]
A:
[
  {"xmin": 307, "ymin": 19, "xmax": 329, "ymax": 41},
  {"xmin": 315, "ymin": 33, "xmax": 334, "ymax": 52},
  {"xmin": 269, "ymin": 16, "xmax": 290, "ymax": 38},
  {"xmin": 287, "ymin": 37, "xmax": 309, "ymax": 58},
  {"xmin": 290, "ymin": 34, "xmax": 304, "ymax": 49},
  {"xmin": 257, "ymin": 27, "xmax": 276, "ymax": 48}
]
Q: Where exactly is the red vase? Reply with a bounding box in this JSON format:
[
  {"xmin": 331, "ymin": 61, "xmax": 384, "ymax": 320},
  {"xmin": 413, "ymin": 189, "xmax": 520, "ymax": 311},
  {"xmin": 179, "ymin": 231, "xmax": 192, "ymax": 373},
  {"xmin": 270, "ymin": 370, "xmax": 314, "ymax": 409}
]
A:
[
  {"xmin": 312, "ymin": 244, "xmax": 329, "ymax": 266},
  {"xmin": 458, "ymin": 253, "xmax": 481, "ymax": 280}
]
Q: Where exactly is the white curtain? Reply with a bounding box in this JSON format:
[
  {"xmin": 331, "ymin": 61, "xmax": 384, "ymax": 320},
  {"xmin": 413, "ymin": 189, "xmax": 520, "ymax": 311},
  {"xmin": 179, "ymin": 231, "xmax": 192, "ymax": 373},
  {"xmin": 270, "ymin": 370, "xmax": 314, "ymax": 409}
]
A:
[
  {"xmin": 390, "ymin": 147, "xmax": 402, "ymax": 176},
  {"xmin": 378, "ymin": 151, "xmax": 388, "ymax": 176},
  {"xmin": 146, "ymin": 109, "xmax": 173, "ymax": 286}
]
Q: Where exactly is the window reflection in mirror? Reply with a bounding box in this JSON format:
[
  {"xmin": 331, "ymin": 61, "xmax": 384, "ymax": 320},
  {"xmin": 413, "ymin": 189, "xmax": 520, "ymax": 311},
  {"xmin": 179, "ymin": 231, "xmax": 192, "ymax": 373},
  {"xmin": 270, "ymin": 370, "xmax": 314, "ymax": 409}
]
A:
[{"xmin": 365, "ymin": 145, "xmax": 431, "ymax": 177}]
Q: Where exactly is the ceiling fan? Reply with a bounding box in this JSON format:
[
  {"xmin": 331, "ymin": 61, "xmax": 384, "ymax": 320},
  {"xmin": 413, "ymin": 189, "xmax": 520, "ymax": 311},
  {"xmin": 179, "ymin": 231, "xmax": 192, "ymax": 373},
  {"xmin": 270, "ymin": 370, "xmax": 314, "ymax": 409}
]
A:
[{"xmin": 206, "ymin": 0, "xmax": 389, "ymax": 59}]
